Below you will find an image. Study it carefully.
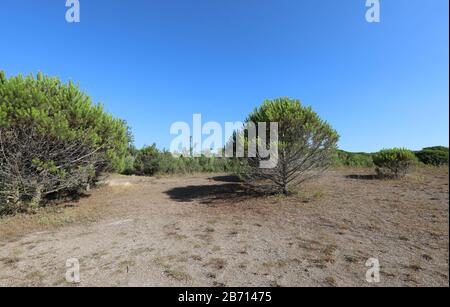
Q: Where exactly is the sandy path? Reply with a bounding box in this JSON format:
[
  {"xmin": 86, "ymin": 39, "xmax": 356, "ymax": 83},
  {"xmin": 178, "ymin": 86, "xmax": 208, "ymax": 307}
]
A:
[{"xmin": 0, "ymin": 168, "xmax": 448, "ymax": 287}]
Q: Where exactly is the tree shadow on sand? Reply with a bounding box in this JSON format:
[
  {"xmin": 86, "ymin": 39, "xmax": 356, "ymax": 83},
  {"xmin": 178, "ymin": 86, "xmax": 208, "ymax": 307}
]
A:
[
  {"xmin": 46, "ymin": 190, "xmax": 92, "ymax": 207},
  {"xmin": 345, "ymin": 174, "xmax": 379, "ymax": 180},
  {"xmin": 209, "ymin": 174, "xmax": 243, "ymax": 183},
  {"xmin": 165, "ymin": 175, "xmax": 272, "ymax": 205}
]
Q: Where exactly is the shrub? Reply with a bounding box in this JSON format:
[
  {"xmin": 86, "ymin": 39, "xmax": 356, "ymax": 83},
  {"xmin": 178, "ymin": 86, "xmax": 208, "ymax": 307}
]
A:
[
  {"xmin": 0, "ymin": 127, "xmax": 100, "ymax": 215},
  {"xmin": 373, "ymin": 148, "xmax": 417, "ymax": 179},
  {"xmin": 334, "ymin": 150, "xmax": 374, "ymax": 167},
  {"xmin": 415, "ymin": 147, "xmax": 449, "ymax": 166},
  {"xmin": 133, "ymin": 144, "xmax": 159, "ymax": 176},
  {"xmin": 243, "ymin": 97, "xmax": 339, "ymax": 195},
  {"xmin": 123, "ymin": 154, "xmax": 137, "ymax": 175},
  {"xmin": 0, "ymin": 72, "xmax": 129, "ymax": 214},
  {"xmin": 123, "ymin": 146, "xmax": 244, "ymax": 177}
]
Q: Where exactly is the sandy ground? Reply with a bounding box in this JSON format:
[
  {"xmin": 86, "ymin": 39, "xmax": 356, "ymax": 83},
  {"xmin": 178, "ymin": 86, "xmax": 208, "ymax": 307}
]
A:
[{"xmin": 0, "ymin": 167, "xmax": 448, "ymax": 287}]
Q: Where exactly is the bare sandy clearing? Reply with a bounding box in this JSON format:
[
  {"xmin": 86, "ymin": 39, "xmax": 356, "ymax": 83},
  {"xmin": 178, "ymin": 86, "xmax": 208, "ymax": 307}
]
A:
[{"xmin": 0, "ymin": 168, "xmax": 448, "ymax": 287}]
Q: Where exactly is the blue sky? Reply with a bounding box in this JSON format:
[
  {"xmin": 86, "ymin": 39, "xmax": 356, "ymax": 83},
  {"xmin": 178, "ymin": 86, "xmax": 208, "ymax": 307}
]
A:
[{"xmin": 0, "ymin": 0, "xmax": 448, "ymax": 152}]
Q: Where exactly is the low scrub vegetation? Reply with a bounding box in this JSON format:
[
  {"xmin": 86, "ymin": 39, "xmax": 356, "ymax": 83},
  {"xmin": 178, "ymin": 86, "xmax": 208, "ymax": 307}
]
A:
[
  {"xmin": 123, "ymin": 145, "xmax": 243, "ymax": 176},
  {"xmin": 333, "ymin": 147, "xmax": 449, "ymax": 168},
  {"xmin": 373, "ymin": 148, "xmax": 418, "ymax": 179},
  {"xmin": 333, "ymin": 150, "xmax": 374, "ymax": 167},
  {"xmin": 415, "ymin": 146, "xmax": 449, "ymax": 166}
]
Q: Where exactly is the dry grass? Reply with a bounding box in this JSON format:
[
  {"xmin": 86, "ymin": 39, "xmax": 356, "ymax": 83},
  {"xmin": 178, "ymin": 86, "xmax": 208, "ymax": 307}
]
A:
[
  {"xmin": 0, "ymin": 179, "xmax": 135, "ymax": 242},
  {"xmin": 206, "ymin": 258, "xmax": 227, "ymax": 270},
  {"xmin": 0, "ymin": 203, "xmax": 102, "ymax": 241},
  {"xmin": 164, "ymin": 268, "xmax": 191, "ymax": 281},
  {"xmin": 263, "ymin": 259, "xmax": 290, "ymax": 268}
]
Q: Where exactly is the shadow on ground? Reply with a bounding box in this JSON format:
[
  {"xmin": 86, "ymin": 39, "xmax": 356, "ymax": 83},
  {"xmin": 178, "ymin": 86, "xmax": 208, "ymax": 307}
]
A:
[
  {"xmin": 345, "ymin": 174, "xmax": 379, "ymax": 180},
  {"xmin": 46, "ymin": 190, "xmax": 91, "ymax": 205},
  {"xmin": 209, "ymin": 175, "xmax": 243, "ymax": 183},
  {"xmin": 165, "ymin": 178, "xmax": 272, "ymax": 205}
]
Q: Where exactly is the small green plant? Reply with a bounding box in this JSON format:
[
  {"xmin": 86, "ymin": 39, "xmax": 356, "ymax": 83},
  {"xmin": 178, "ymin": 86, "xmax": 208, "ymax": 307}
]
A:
[{"xmin": 373, "ymin": 148, "xmax": 418, "ymax": 179}]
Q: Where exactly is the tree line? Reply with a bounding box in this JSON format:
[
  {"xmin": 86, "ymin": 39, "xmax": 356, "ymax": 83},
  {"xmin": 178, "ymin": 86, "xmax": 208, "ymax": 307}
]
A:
[{"xmin": 1, "ymin": 72, "xmax": 448, "ymax": 215}]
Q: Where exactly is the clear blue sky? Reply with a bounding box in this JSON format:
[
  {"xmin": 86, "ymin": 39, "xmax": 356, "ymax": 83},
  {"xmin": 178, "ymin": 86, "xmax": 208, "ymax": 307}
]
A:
[{"xmin": 1, "ymin": 0, "xmax": 448, "ymax": 152}]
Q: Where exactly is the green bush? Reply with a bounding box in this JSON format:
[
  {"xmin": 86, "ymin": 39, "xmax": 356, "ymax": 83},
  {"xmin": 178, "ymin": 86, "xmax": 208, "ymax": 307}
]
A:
[
  {"xmin": 123, "ymin": 154, "xmax": 137, "ymax": 175},
  {"xmin": 133, "ymin": 144, "xmax": 160, "ymax": 176},
  {"xmin": 0, "ymin": 72, "xmax": 129, "ymax": 215},
  {"xmin": 415, "ymin": 147, "xmax": 449, "ymax": 166},
  {"xmin": 244, "ymin": 97, "xmax": 339, "ymax": 194},
  {"xmin": 334, "ymin": 150, "xmax": 374, "ymax": 167},
  {"xmin": 373, "ymin": 148, "xmax": 418, "ymax": 179},
  {"xmin": 122, "ymin": 146, "xmax": 244, "ymax": 177}
]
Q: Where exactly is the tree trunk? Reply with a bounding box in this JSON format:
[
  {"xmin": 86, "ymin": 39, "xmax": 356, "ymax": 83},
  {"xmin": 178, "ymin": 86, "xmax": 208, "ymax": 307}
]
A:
[{"xmin": 282, "ymin": 183, "xmax": 289, "ymax": 195}]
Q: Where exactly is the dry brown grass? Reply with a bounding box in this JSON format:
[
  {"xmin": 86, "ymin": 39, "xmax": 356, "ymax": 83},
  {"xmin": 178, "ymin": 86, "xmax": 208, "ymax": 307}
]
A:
[
  {"xmin": 0, "ymin": 179, "xmax": 138, "ymax": 242},
  {"xmin": 0, "ymin": 203, "xmax": 102, "ymax": 241},
  {"xmin": 164, "ymin": 268, "xmax": 191, "ymax": 281}
]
